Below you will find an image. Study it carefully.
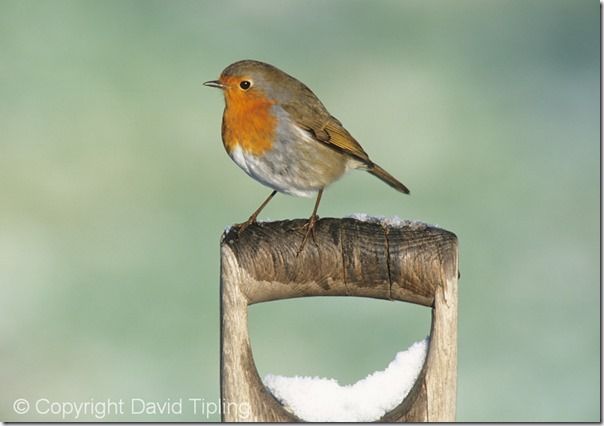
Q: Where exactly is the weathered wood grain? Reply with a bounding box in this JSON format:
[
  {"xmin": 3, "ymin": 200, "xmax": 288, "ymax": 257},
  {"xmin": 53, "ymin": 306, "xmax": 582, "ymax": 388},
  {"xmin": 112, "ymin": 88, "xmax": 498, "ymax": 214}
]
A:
[{"xmin": 220, "ymin": 218, "xmax": 459, "ymax": 422}]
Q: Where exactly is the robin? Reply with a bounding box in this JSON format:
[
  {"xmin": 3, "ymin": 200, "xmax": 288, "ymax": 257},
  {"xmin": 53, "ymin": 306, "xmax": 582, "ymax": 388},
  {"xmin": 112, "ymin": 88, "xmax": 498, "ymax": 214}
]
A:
[{"xmin": 204, "ymin": 59, "xmax": 409, "ymax": 251}]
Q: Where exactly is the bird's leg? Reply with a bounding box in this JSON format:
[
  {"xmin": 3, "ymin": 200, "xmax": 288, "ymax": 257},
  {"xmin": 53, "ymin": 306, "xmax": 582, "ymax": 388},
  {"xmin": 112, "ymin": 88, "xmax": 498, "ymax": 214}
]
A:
[
  {"xmin": 236, "ymin": 190, "xmax": 277, "ymax": 234},
  {"xmin": 297, "ymin": 189, "xmax": 323, "ymax": 255}
]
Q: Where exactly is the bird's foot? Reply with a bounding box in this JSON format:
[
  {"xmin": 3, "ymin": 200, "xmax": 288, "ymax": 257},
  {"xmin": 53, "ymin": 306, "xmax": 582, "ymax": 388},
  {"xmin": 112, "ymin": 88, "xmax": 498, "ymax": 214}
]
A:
[
  {"xmin": 234, "ymin": 190, "xmax": 277, "ymax": 237},
  {"xmin": 296, "ymin": 214, "xmax": 319, "ymax": 255},
  {"xmin": 235, "ymin": 215, "xmax": 257, "ymax": 236}
]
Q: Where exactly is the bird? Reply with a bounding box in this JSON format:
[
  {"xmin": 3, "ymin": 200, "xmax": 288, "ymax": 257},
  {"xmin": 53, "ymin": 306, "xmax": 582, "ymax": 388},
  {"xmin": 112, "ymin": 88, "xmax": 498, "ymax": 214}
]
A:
[{"xmin": 204, "ymin": 59, "xmax": 409, "ymax": 251}]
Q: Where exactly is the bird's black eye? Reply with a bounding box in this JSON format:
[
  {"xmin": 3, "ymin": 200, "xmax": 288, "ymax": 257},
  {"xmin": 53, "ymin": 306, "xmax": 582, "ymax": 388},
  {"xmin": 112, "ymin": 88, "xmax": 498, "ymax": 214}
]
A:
[{"xmin": 239, "ymin": 80, "xmax": 251, "ymax": 90}]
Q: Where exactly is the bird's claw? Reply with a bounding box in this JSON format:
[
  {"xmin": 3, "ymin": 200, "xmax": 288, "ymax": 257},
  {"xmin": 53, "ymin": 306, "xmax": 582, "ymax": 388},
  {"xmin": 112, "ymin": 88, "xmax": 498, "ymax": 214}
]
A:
[
  {"xmin": 235, "ymin": 217, "xmax": 256, "ymax": 236},
  {"xmin": 296, "ymin": 215, "xmax": 319, "ymax": 255}
]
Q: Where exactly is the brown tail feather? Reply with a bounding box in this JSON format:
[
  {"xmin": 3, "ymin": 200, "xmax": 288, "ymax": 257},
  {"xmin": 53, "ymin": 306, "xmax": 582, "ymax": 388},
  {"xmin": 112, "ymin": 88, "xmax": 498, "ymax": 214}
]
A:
[{"xmin": 367, "ymin": 163, "xmax": 410, "ymax": 194}]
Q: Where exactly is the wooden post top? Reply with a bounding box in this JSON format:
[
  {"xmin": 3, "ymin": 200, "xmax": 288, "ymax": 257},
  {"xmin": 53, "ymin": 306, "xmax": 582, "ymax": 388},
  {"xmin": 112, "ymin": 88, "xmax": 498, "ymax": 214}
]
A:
[{"xmin": 221, "ymin": 217, "xmax": 458, "ymax": 307}]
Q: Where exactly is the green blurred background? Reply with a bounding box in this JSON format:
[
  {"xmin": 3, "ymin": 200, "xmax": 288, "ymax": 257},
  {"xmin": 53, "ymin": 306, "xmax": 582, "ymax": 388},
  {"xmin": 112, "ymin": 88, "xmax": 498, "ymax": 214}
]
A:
[{"xmin": 0, "ymin": 0, "xmax": 599, "ymax": 421}]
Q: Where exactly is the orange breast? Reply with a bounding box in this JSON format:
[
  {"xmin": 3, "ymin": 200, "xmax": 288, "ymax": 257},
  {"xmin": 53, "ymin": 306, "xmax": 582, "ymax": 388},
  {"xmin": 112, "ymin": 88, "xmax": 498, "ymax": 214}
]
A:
[{"xmin": 222, "ymin": 87, "xmax": 276, "ymax": 156}]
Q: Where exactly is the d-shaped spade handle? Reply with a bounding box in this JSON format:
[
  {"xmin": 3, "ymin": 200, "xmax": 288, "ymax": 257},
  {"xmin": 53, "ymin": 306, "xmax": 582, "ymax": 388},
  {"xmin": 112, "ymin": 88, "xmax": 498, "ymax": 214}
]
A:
[{"xmin": 220, "ymin": 218, "xmax": 459, "ymax": 422}]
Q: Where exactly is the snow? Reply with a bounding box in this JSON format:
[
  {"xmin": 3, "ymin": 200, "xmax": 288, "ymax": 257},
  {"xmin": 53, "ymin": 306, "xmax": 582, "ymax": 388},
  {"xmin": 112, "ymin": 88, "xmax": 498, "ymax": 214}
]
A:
[
  {"xmin": 263, "ymin": 338, "xmax": 429, "ymax": 422},
  {"xmin": 347, "ymin": 213, "xmax": 437, "ymax": 230}
]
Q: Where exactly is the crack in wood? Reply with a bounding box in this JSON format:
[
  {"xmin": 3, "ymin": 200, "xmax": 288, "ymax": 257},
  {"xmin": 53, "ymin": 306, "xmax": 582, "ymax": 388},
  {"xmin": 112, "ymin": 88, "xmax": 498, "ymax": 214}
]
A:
[
  {"xmin": 340, "ymin": 225, "xmax": 350, "ymax": 296},
  {"xmin": 380, "ymin": 222, "xmax": 393, "ymax": 301}
]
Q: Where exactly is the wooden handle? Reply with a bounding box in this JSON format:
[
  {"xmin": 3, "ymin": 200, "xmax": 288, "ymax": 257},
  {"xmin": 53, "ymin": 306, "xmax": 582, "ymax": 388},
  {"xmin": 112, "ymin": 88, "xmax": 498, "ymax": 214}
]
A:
[
  {"xmin": 220, "ymin": 218, "xmax": 459, "ymax": 422},
  {"xmin": 221, "ymin": 218, "xmax": 457, "ymax": 306}
]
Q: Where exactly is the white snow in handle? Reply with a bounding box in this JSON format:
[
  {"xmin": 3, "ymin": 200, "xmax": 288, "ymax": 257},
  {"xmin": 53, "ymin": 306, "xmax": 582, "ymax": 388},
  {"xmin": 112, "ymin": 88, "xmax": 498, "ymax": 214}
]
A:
[{"xmin": 263, "ymin": 337, "xmax": 429, "ymax": 422}]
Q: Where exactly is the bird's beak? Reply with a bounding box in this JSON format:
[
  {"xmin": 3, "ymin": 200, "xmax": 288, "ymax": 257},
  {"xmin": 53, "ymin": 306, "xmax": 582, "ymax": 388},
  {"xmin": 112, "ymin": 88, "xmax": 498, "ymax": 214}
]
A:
[{"xmin": 203, "ymin": 80, "xmax": 225, "ymax": 89}]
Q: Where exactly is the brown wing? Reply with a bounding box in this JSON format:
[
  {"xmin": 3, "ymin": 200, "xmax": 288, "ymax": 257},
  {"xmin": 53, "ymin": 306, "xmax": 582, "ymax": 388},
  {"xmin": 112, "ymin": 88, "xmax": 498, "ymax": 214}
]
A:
[
  {"xmin": 280, "ymin": 101, "xmax": 410, "ymax": 194},
  {"xmin": 281, "ymin": 104, "xmax": 371, "ymax": 165}
]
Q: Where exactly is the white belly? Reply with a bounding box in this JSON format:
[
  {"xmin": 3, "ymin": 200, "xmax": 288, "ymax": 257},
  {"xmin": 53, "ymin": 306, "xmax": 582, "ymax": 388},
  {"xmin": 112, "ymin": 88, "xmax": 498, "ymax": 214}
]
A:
[{"xmin": 230, "ymin": 146, "xmax": 319, "ymax": 197}]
